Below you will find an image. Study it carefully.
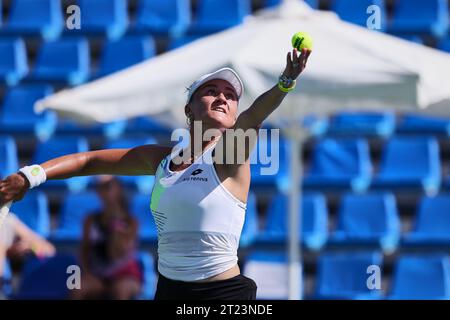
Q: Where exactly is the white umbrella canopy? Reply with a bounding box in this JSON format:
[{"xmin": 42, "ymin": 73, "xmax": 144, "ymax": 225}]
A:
[{"xmin": 36, "ymin": 0, "xmax": 450, "ymax": 128}]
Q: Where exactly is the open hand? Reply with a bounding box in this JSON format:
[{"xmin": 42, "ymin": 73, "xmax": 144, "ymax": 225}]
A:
[{"xmin": 282, "ymin": 48, "xmax": 312, "ymax": 80}]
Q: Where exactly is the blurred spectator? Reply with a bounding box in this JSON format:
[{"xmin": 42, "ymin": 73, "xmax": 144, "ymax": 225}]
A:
[
  {"xmin": 0, "ymin": 213, "xmax": 56, "ymax": 297},
  {"xmin": 71, "ymin": 176, "xmax": 142, "ymax": 300}
]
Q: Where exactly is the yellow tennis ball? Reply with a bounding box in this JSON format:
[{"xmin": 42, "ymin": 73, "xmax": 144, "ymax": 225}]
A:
[{"xmin": 291, "ymin": 32, "xmax": 313, "ymax": 50}]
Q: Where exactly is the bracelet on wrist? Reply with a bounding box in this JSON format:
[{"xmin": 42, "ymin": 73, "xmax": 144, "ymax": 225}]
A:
[{"xmin": 277, "ymin": 80, "xmax": 296, "ymax": 93}]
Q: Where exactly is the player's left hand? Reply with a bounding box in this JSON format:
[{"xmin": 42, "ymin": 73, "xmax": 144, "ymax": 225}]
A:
[{"xmin": 282, "ymin": 48, "xmax": 312, "ymax": 80}]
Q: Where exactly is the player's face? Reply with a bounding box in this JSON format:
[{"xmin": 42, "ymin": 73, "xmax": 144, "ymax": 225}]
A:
[{"xmin": 188, "ymin": 79, "xmax": 239, "ymax": 130}]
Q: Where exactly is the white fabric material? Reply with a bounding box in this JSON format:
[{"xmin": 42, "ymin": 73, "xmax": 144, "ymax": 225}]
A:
[
  {"xmin": 186, "ymin": 67, "xmax": 244, "ymax": 103},
  {"xmin": 19, "ymin": 165, "xmax": 47, "ymax": 189},
  {"xmin": 150, "ymin": 143, "xmax": 247, "ymax": 281},
  {"xmin": 35, "ymin": 0, "xmax": 450, "ymax": 126},
  {"xmin": 0, "ymin": 214, "xmax": 18, "ymax": 248}
]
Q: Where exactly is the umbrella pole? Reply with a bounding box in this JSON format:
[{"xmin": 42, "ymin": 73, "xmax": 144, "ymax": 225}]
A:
[{"xmin": 285, "ymin": 126, "xmax": 305, "ymax": 300}]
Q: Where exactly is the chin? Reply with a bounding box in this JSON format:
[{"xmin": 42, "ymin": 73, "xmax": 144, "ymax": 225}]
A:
[{"xmin": 204, "ymin": 114, "xmax": 233, "ymax": 129}]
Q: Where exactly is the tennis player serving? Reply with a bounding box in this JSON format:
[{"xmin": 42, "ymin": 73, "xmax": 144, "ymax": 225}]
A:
[{"xmin": 0, "ymin": 47, "xmax": 311, "ymax": 300}]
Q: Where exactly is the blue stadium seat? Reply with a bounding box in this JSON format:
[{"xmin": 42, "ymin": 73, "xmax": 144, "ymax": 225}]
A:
[
  {"xmin": 331, "ymin": 0, "xmax": 386, "ymax": 30},
  {"xmin": 243, "ymin": 251, "xmax": 294, "ymax": 300},
  {"xmin": 30, "ymin": 38, "xmax": 90, "ymax": 85},
  {"xmin": 72, "ymin": 0, "xmax": 128, "ymax": 40},
  {"xmin": 190, "ymin": 0, "xmax": 251, "ymax": 35},
  {"xmin": 404, "ymin": 195, "xmax": 450, "ymax": 246},
  {"xmin": 373, "ymin": 136, "xmax": 441, "ymax": 194},
  {"xmin": 256, "ymin": 193, "xmax": 328, "ymax": 250},
  {"xmin": 131, "ymin": 193, "xmax": 158, "ymax": 242},
  {"xmin": 240, "ymin": 192, "xmax": 258, "ymax": 247},
  {"xmin": 105, "ymin": 138, "xmax": 157, "ymax": 193},
  {"xmin": 0, "ymin": 136, "xmax": 18, "ymax": 179},
  {"xmin": 389, "ymin": 0, "xmax": 448, "ymax": 38},
  {"xmin": 136, "ymin": 251, "xmax": 157, "ymax": 300},
  {"xmin": 389, "ymin": 254, "xmax": 450, "ymax": 299},
  {"xmin": 315, "ymin": 251, "xmax": 383, "ymax": 299},
  {"xmin": 10, "ymin": 191, "xmax": 50, "ymax": 237},
  {"xmin": 14, "ymin": 253, "xmax": 78, "ymax": 299},
  {"xmin": 51, "ymin": 192, "xmax": 102, "ymax": 241},
  {"xmin": 303, "ymin": 138, "xmax": 372, "ymax": 192},
  {"xmin": 397, "ymin": 34, "xmax": 424, "ymax": 45},
  {"xmin": 55, "ymin": 118, "xmax": 127, "ymax": 140},
  {"xmin": 33, "ymin": 136, "xmax": 90, "ymax": 192},
  {"xmin": 1, "ymin": 0, "xmax": 63, "ymax": 41},
  {"xmin": 264, "ymin": 0, "xmax": 318, "ymax": 9},
  {"xmin": 330, "ymin": 193, "xmax": 400, "ymax": 252},
  {"xmin": 0, "ymin": 38, "xmax": 28, "ymax": 86},
  {"xmin": 0, "ymin": 85, "xmax": 56, "ymax": 141},
  {"xmin": 134, "ymin": 0, "xmax": 191, "ymax": 37},
  {"xmin": 167, "ymin": 35, "xmax": 202, "ymax": 51},
  {"xmin": 326, "ymin": 111, "xmax": 395, "ymax": 137},
  {"xmin": 438, "ymin": 37, "xmax": 450, "ymax": 53},
  {"xmin": 397, "ymin": 113, "xmax": 450, "ymax": 135},
  {"xmin": 96, "ymin": 36, "xmax": 156, "ymax": 77},
  {"xmin": 250, "ymin": 134, "xmax": 288, "ymax": 191}
]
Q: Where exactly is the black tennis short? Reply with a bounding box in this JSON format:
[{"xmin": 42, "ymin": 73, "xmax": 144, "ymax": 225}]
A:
[{"xmin": 154, "ymin": 273, "xmax": 257, "ymax": 300}]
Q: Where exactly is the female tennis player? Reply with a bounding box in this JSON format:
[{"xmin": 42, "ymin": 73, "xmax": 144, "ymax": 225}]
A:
[{"xmin": 0, "ymin": 47, "xmax": 311, "ymax": 300}]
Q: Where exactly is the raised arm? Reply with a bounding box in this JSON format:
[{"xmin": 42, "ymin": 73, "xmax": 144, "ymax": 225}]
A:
[
  {"xmin": 236, "ymin": 48, "xmax": 311, "ymax": 132},
  {"xmin": 0, "ymin": 144, "xmax": 171, "ymax": 206},
  {"xmin": 218, "ymin": 48, "xmax": 311, "ymax": 168}
]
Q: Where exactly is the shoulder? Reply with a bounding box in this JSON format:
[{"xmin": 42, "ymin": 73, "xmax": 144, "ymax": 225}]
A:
[{"xmin": 134, "ymin": 144, "xmax": 174, "ymax": 172}]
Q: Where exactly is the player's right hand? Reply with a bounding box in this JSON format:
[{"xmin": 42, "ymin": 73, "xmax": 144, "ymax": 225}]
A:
[{"xmin": 0, "ymin": 173, "xmax": 30, "ymax": 206}]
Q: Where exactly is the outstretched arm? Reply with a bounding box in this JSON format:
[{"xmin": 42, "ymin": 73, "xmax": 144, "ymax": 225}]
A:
[{"xmin": 0, "ymin": 144, "xmax": 170, "ymax": 206}]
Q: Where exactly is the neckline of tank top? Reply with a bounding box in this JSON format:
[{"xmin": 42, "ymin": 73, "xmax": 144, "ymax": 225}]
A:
[{"xmin": 166, "ymin": 141, "xmax": 218, "ymax": 174}]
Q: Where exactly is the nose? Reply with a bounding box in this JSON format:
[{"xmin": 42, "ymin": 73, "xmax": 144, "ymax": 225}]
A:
[
  {"xmin": 217, "ymin": 91, "xmax": 227, "ymax": 102},
  {"xmin": 215, "ymin": 93, "xmax": 230, "ymax": 112}
]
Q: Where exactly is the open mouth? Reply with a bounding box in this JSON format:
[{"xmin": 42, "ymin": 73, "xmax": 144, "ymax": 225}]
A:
[{"xmin": 211, "ymin": 106, "xmax": 227, "ymax": 114}]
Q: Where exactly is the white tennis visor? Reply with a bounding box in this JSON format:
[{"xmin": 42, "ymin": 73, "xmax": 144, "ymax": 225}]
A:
[{"xmin": 186, "ymin": 67, "xmax": 244, "ymax": 104}]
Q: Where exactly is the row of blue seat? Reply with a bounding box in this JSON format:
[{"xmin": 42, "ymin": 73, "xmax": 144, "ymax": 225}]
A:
[
  {"xmin": 0, "ymin": 0, "xmax": 251, "ymax": 41},
  {"xmin": 244, "ymin": 250, "xmax": 450, "ymax": 299},
  {"xmin": 7, "ymin": 249, "xmax": 449, "ymax": 299},
  {"xmin": 0, "ymin": 85, "xmax": 171, "ymax": 141},
  {"xmin": 252, "ymin": 135, "xmax": 446, "ymax": 194},
  {"xmin": 332, "ymin": 0, "xmax": 449, "ymax": 38},
  {"xmin": 268, "ymin": 0, "xmax": 450, "ymax": 39},
  {"xmin": 2, "ymin": 0, "xmax": 449, "ymax": 40},
  {"xmin": 0, "ymin": 36, "xmax": 158, "ymax": 86},
  {"xmin": 3, "ymin": 251, "xmax": 156, "ymax": 299},
  {"xmin": 8, "ymin": 188, "xmax": 450, "ymax": 252},
  {"xmin": 0, "ymin": 33, "xmax": 242, "ymax": 87},
  {"xmin": 306, "ymin": 111, "xmax": 450, "ymax": 137},
  {"xmin": 255, "ymin": 192, "xmax": 450, "ymax": 252}
]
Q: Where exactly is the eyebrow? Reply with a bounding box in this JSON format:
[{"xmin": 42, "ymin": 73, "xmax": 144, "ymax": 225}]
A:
[{"xmin": 202, "ymin": 84, "xmax": 237, "ymax": 96}]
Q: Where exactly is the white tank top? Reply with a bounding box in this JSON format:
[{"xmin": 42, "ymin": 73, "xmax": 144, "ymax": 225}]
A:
[{"xmin": 150, "ymin": 142, "xmax": 247, "ymax": 281}]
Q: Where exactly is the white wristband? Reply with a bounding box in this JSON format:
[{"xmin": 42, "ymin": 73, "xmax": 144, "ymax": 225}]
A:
[{"xmin": 19, "ymin": 165, "xmax": 47, "ymax": 189}]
